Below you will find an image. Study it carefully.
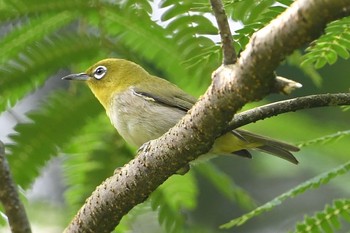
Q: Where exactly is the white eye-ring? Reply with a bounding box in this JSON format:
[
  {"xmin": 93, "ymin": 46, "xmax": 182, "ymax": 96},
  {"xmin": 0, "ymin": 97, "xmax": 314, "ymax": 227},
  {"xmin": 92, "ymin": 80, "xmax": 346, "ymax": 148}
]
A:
[{"xmin": 93, "ymin": 66, "xmax": 107, "ymax": 80}]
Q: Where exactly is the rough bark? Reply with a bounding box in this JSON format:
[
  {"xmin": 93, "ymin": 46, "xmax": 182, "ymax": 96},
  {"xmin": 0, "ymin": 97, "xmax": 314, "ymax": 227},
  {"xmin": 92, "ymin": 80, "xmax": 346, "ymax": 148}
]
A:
[{"xmin": 0, "ymin": 141, "xmax": 32, "ymax": 233}]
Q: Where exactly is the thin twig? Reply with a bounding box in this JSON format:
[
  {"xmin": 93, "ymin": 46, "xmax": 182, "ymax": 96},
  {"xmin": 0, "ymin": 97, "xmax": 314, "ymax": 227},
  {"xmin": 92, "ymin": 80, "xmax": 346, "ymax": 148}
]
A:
[
  {"xmin": 210, "ymin": 0, "xmax": 236, "ymax": 64},
  {"xmin": 230, "ymin": 93, "xmax": 350, "ymax": 129},
  {"xmin": 0, "ymin": 141, "xmax": 31, "ymax": 233}
]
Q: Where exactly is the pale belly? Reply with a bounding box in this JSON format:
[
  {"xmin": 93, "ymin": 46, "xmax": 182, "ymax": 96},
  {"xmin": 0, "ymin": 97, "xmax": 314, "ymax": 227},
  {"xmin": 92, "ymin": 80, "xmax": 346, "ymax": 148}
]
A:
[{"xmin": 108, "ymin": 91, "xmax": 185, "ymax": 147}]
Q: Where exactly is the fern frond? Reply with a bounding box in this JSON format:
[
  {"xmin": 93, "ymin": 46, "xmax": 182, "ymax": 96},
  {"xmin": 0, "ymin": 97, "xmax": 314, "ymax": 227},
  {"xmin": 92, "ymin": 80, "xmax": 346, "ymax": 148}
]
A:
[
  {"xmin": 6, "ymin": 90, "xmax": 101, "ymax": 189},
  {"xmin": 0, "ymin": 12, "xmax": 75, "ymax": 63},
  {"xmin": 233, "ymin": 22, "xmax": 263, "ymax": 52},
  {"xmin": 97, "ymin": 6, "xmax": 190, "ymax": 83},
  {"xmin": 151, "ymin": 173, "xmax": 198, "ymax": 233},
  {"xmin": 293, "ymin": 199, "xmax": 350, "ymax": 233},
  {"xmin": 298, "ymin": 130, "xmax": 350, "ymax": 148},
  {"xmin": 287, "ymin": 50, "xmax": 323, "ymax": 86},
  {"xmin": 115, "ymin": 202, "xmax": 158, "ymax": 233},
  {"xmin": 0, "ymin": 0, "xmax": 88, "ymax": 21},
  {"xmin": 63, "ymin": 113, "xmax": 133, "ymax": 214},
  {"xmin": 0, "ymin": 33, "xmax": 100, "ymax": 112},
  {"xmin": 224, "ymin": 0, "xmax": 293, "ymax": 23},
  {"xmin": 220, "ymin": 160, "xmax": 350, "ymax": 229},
  {"xmin": 231, "ymin": 0, "xmax": 275, "ymax": 23},
  {"xmin": 158, "ymin": 1, "xmax": 218, "ymax": 91},
  {"xmin": 226, "ymin": 0, "xmax": 292, "ymax": 52},
  {"xmin": 195, "ymin": 163, "xmax": 256, "ymax": 210},
  {"xmin": 301, "ymin": 16, "xmax": 350, "ymax": 69}
]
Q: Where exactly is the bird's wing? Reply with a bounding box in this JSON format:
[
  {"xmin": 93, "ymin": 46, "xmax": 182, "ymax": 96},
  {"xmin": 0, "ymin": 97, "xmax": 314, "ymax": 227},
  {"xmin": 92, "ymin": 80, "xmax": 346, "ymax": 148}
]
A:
[
  {"xmin": 132, "ymin": 76, "xmax": 299, "ymax": 164},
  {"xmin": 132, "ymin": 75, "xmax": 196, "ymax": 112}
]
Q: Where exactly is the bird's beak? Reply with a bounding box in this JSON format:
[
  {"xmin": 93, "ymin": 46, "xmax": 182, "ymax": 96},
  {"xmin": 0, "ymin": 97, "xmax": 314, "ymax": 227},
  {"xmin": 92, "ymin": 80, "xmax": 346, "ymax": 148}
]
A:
[{"xmin": 62, "ymin": 73, "xmax": 90, "ymax": 81}]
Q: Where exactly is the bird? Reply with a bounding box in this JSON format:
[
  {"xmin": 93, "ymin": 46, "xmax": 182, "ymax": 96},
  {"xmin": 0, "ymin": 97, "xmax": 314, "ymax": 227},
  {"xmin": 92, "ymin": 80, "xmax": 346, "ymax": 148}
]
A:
[{"xmin": 62, "ymin": 58, "xmax": 299, "ymax": 172}]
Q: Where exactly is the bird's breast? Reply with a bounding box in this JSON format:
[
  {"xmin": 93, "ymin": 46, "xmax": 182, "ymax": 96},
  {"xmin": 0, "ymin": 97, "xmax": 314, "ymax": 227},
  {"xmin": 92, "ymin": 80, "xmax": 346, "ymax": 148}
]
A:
[{"xmin": 108, "ymin": 90, "xmax": 185, "ymax": 147}]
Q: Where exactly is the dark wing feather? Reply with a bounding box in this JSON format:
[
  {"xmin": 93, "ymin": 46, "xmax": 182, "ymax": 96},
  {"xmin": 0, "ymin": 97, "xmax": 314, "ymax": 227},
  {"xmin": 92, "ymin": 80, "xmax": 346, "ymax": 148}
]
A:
[
  {"xmin": 133, "ymin": 75, "xmax": 196, "ymax": 112},
  {"xmin": 234, "ymin": 129, "xmax": 299, "ymax": 164}
]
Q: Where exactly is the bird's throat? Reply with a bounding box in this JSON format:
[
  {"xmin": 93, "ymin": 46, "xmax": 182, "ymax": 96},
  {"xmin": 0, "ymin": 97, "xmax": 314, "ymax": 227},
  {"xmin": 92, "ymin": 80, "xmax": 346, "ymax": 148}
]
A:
[{"xmin": 87, "ymin": 83, "xmax": 114, "ymax": 111}]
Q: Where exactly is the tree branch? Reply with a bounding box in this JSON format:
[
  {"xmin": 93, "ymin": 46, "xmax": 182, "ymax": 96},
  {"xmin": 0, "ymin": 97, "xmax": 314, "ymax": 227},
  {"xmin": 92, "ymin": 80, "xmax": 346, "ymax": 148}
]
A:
[
  {"xmin": 65, "ymin": 0, "xmax": 350, "ymax": 232},
  {"xmin": 0, "ymin": 141, "xmax": 31, "ymax": 233},
  {"xmin": 210, "ymin": 0, "xmax": 236, "ymax": 64},
  {"xmin": 230, "ymin": 93, "xmax": 350, "ymax": 129}
]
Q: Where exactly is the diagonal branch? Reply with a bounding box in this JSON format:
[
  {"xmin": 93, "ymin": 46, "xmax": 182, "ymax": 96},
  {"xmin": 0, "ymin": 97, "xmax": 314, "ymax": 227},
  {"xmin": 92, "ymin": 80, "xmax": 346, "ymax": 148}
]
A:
[
  {"xmin": 65, "ymin": 0, "xmax": 350, "ymax": 232},
  {"xmin": 0, "ymin": 141, "xmax": 31, "ymax": 233}
]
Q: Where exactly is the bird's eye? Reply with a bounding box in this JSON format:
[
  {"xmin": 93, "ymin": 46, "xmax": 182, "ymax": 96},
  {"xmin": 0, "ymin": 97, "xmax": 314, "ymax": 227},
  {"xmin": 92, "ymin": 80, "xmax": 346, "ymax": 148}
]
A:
[{"xmin": 93, "ymin": 66, "xmax": 107, "ymax": 80}]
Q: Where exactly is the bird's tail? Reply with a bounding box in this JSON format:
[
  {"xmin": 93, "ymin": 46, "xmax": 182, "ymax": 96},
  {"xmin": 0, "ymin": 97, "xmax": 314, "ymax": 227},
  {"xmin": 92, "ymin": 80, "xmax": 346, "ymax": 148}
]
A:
[{"xmin": 234, "ymin": 129, "xmax": 299, "ymax": 164}]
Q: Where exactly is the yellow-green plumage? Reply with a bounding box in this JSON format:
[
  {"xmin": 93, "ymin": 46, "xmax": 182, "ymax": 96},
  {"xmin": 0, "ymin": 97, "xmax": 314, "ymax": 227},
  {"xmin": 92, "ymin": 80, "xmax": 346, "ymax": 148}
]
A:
[{"xmin": 62, "ymin": 58, "xmax": 299, "ymax": 165}]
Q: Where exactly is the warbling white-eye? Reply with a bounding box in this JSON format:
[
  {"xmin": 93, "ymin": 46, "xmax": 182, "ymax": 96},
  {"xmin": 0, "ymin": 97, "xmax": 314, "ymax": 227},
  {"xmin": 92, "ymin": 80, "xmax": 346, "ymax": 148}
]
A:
[{"xmin": 62, "ymin": 58, "xmax": 299, "ymax": 170}]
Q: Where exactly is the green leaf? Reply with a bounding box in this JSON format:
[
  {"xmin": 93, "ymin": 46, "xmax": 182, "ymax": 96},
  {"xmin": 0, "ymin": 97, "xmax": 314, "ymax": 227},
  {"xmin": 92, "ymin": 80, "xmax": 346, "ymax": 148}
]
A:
[
  {"xmin": 0, "ymin": 11, "xmax": 75, "ymax": 63},
  {"xmin": 278, "ymin": 0, "xmax": 293, "ymax": 5},
  {"xmin": 317, "ymin": 213, "xmax": 333, "ymax": 232},
  {"xmin": 305, "ymin": 217, "xmax": 320, "ymax": 233},
  {"xmin": 298, "ymin": 130, "xmax": 350, "ymax": 148},
  {"xmin": 220, "ymin": 161, "xmax": 350, "ymax": 229},
  {"xmin": 151, "ymin": 173, "xmax": 198, "ymax": 233},
  {"xmin": 324, "ymin": 48, "xmax": 338, "ymax": 65},
  {"xmin": 0, "ymin": 34, "xmax": 100, "ymax": 112},
  {"xmin": 63, "ymin": 113, "xmax": 133, "ymax": 214},
  {"xmin": 331, "ymin": 42, "xmax": 350, "ymax": 59},
  {"xmin": 302, "ymin": 16, "xmax": 350, "ymax": 68},
  {"xmin": 326, "ymin": 205, "xmax": 341, "ymax": 230},
  {"xmin": 293, "ymin": 199, "xmax": 350, "ymax": 233},
  {"xmin": 7, "ymin": 90, "xmax": 102, "ymax": 189},
  {"xmin": 288, "ymin": 50, "xmax": 323, "ymax": 86},
  {"xmin": 100, "ymin": 6, "xmax": 192, "ymax": 86},
  {"xmin": 225, "ymin": 0, "xmax": 290, "ymax": 24},
  {"xmin": 314, "ymin": 57, "xmax": 327, "ymax": 69},
  {"xmin": 0, "ymin": 0, "xmax": 89, "ymax": 21},
  {"xmin": 195, "ymin": 163, "xmax": 256, "ymax": 210},
  {"xmin": 114, "ymin": 203, "xmax": 154, "ymax": 233},
  {"xmin": 161, "ymin": 3, "xmax": 191, "ymax": 21},
  {"xmin": 167, "ymin": 15, "xmax": 216, "ymax": 34}
]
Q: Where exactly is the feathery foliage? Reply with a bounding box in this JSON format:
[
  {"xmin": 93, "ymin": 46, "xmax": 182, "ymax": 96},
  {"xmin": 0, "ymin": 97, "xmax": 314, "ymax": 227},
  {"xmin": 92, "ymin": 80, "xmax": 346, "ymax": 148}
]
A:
[
  {"xmin": 298, "ymin": 130, "xmax": 350, "ymax": 148},
  {"xmin": 292, "ymin": 199, "xmax": 350, "ymax": 233},
  {"xmin": 114, "ymin": 202, "xmax": 159, "ymax": 233},
  {"xmin": 0, "ymin": 0, "xmax": 89, "ymax": 21},
  {"xmin": 0, "ymin": 33, "xmax": 100, "ymax": 112},
  {"xmin": 151, "ymin": 173, "xmax": 198, "ymax": 233},
  {"xmin": 302, "ymin": 16, "xmax": 350, "ymax": 69},
  {"xmin": 195, "ymin": 163, "xmax": 256, "ymax": 210},
  {"xmin": 157, "ymin": 0, "xmax": 219, "ymax": 91},
  {"xmin": 287, "ymin": 50, "xmax": 323, "ymax": 86},
  {"xmin": 224, "ymin": 0, "xmax": 293, "ymax": 52},
  {"xmin": 63, "ymin": 113, "xmax": 133, "ymax": 215},
  {"xmin": 220, "ymin": 160, "xmax": 350, "ymax": 229},
  {"xmin": 224, "ymin": 0, "xmax": 293, "ymax": 24},
  {"xmin": 0, "ymin": 12, "xmax": 75, "ymax": 63},
  {"xmin": 6, "ymin": 90, "xmax": 101, "ymax": 189}
]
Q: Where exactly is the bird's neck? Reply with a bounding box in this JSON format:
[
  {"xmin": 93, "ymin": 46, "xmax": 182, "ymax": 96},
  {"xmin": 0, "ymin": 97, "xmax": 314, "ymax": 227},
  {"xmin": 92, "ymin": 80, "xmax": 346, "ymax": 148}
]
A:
[{"xmin": 87, "ymin": 83, "xmax": 116, "ymax": 111}]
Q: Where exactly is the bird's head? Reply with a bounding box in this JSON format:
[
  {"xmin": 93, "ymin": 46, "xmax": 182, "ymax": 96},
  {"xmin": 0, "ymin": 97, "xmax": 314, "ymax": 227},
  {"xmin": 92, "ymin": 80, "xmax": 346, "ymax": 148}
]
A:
[{"xmin": 62, "ymin": 58, "xmax": 149, "ymax": 110}]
